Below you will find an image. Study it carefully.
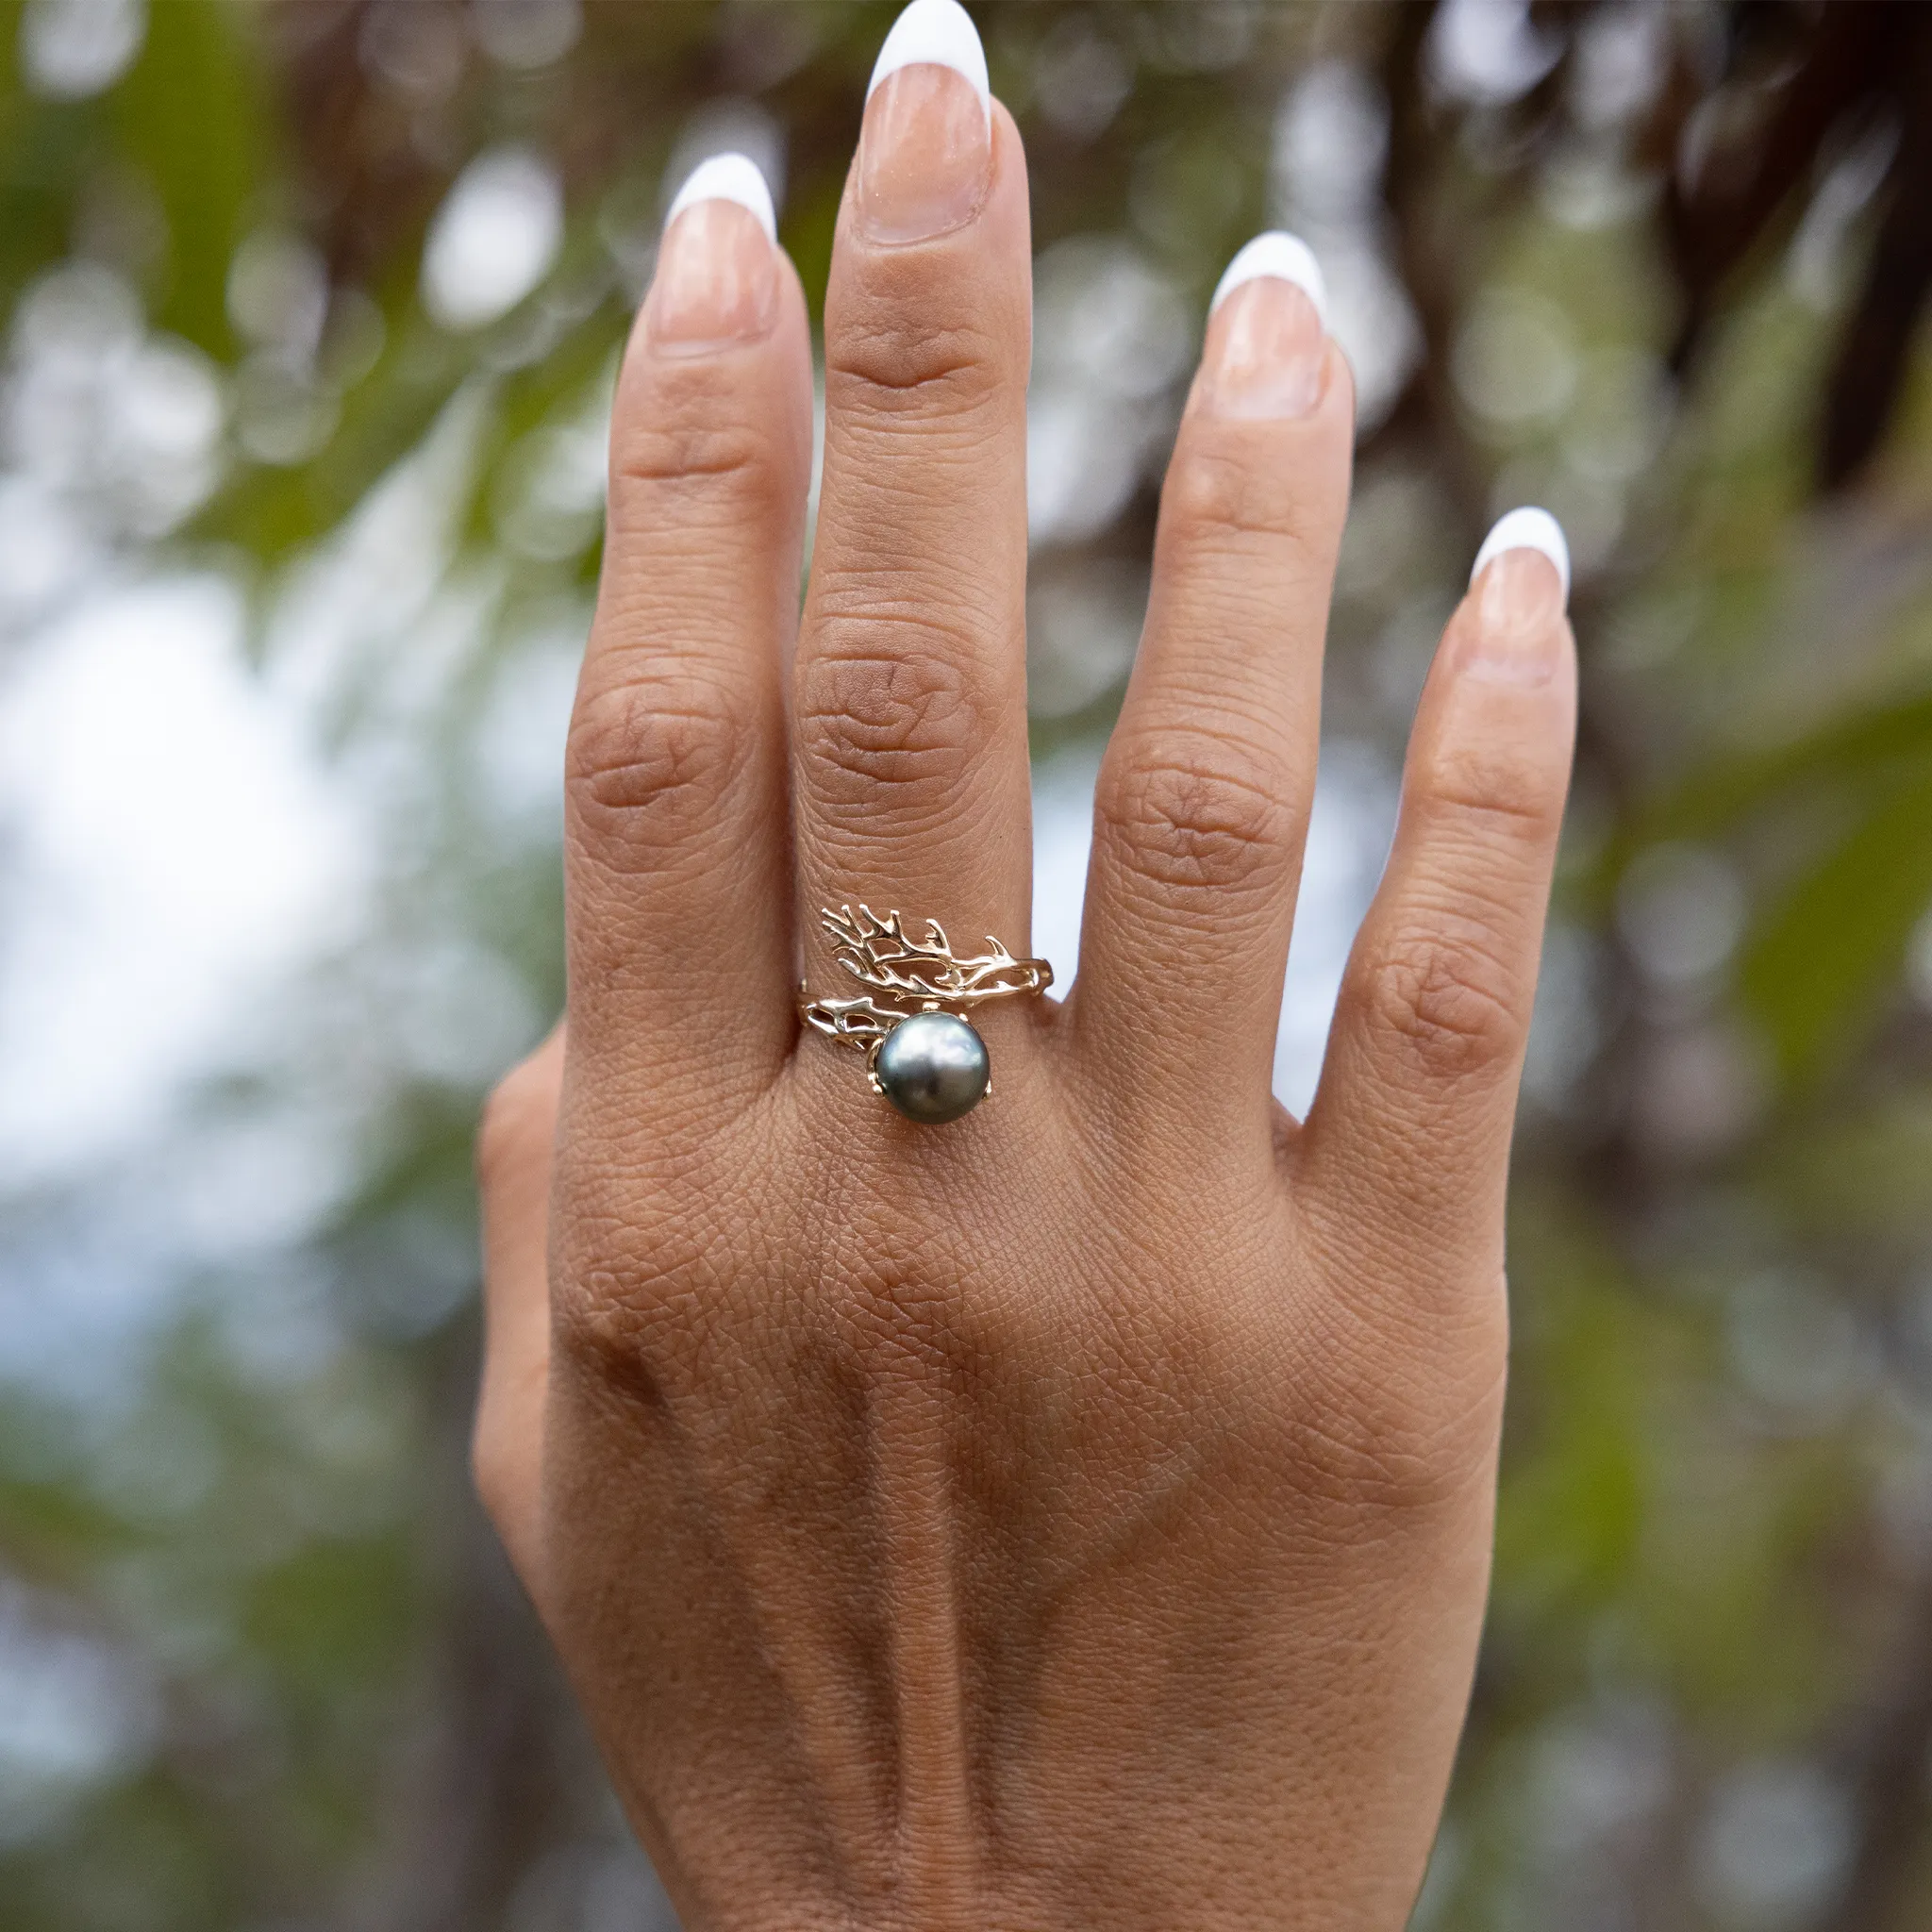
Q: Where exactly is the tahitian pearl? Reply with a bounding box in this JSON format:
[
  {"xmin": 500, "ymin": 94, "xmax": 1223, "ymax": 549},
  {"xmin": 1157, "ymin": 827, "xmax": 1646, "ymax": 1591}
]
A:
[{"xmin": 873, "ymin": 1011, "xmax": 991, "ymax": 1124}]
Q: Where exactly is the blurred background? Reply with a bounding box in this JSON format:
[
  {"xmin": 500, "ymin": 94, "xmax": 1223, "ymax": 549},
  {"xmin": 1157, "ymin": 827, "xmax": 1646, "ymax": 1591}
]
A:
[{"xmin": 2, "ymin": 0, "xmax": 1931, "ymax": 1925}]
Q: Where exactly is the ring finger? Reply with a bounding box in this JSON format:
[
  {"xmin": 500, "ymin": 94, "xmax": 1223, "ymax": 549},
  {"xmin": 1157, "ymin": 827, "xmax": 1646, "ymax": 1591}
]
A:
[{"xmin": 790, "ymin": 2, "xmax": 1037, "ymax": 1074}]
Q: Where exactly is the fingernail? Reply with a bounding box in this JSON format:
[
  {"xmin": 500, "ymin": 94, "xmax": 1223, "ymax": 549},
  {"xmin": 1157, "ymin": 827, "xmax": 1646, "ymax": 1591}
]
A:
[
  {"xmin": 1466, "ymin": 508, "xmax": 1570, "ymax": 681},
  {"xmin": 858, "ymin": 0, "xmax": 992, "ymax": 244},
  {"xmin": 1196, "ymin": 233, "xmax": 1330, "ymax": 420},
  {"xmin": 647, "ymin": 153, "xmax": 779, "ymax": 353}
]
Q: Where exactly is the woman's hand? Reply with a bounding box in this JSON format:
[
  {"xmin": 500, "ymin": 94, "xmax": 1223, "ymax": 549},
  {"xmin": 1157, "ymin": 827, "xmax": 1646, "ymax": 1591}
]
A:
[{"xmin": 473, "ymin": 4, "xmax": 1576, "ymax": 1926}]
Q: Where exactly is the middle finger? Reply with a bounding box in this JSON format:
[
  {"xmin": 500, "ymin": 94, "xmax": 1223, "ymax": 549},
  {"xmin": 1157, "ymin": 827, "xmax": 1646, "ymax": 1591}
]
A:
[{"xmin": 792, "ymin": 2, "xmax": 1036, "ymax": 1051}]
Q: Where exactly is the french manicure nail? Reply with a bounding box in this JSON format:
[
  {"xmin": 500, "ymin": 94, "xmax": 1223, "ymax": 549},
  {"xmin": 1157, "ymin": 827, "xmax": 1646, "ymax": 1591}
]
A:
[
  {"xmin": 1197, "ymin": 233, "xmax": 1330, "ymax": 420},
  {"xmin": 1466, "ymin": 507, "xmax": 1570, "ymax": 680},
  {"xmin": 648, "ymin": 152, "xmax": 779, "ymax": 352},
  {"xmin": 858, "ymin": 0, "xmax": 992, "ymax": 244}
]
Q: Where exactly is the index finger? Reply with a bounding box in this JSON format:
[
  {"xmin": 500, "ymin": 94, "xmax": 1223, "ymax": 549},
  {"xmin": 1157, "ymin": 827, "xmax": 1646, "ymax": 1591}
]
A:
[{"xmin": 563, "ymin": 156, "xmax": 813, "ymax": 1141}]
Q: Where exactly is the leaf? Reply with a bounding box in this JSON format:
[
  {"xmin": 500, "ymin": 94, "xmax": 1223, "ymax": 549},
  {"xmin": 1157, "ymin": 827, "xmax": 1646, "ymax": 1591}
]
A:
[
  {"xmin": 1629, "ymin": 684, "xmax": 1932, "ymax": 851},
  {"xmin": 114, "ymin": 0, "xmax": 272, "ymax": 358},
  {"xmin": 1738, "ymin": 750, "xmax": 1932, "ymax": 1082}
]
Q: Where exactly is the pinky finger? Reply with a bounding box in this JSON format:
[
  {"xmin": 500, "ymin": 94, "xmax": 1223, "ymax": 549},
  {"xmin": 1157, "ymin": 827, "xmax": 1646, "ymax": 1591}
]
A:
[{"xmin": 1297, "ymin": 510, "xmax": 1575, "ymax": 1307}]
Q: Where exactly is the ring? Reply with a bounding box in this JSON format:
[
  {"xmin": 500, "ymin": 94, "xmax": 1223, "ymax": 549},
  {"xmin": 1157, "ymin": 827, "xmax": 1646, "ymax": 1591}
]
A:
[{"xmin": 799, "ymin": 905, "xmax": 1053, "ymax": 1124}]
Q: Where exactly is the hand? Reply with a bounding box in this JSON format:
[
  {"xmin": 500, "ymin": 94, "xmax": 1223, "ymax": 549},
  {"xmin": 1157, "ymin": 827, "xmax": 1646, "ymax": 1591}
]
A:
[{"xmin": 473, "ymin": 5, "xmax": 1576, "ymax": 1926}]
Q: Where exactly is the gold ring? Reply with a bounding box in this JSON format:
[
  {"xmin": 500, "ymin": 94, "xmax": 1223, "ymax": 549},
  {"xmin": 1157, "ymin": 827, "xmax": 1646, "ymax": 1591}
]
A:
[{"xmin": 798, "ymin": 905, "xmax": 1052, "ymax": 1124}]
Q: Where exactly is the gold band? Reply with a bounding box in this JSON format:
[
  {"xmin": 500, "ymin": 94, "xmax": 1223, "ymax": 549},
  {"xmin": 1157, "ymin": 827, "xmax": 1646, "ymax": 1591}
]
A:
[{"xmin": 798, "ymin": 905, "xmax": 1052, "ymax": 1051}]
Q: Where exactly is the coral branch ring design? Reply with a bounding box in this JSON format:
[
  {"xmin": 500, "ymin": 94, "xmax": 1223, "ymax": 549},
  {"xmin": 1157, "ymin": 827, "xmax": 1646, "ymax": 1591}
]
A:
[{"xmin": 799, "ymin": 906, "xmax": 1053, "ymax": 1124}]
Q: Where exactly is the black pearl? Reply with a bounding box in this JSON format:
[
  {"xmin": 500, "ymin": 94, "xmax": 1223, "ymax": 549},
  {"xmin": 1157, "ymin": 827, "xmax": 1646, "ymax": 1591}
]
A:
[{"xmin": 873, "ymin": 1011, "xmax": 990, "ymax": 1124}]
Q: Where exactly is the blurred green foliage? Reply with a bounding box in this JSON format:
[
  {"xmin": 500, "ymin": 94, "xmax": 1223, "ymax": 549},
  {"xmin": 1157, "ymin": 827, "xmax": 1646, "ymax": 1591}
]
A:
[{"xmin": 1, "ymin": 2, "xmax": 1931, "ymax": 1928}]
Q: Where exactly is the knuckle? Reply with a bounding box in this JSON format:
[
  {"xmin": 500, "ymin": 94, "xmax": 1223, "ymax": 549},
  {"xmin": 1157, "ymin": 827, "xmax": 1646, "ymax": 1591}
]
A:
[
  {"xmin": 469, "ymin": 1417, "xmax": 518, "ymax": 1531},
  {"xmin": 1290, "ymin": 1346, "xmax": 1506, "ymax": 1519},
  {"xmin": 826, "ymin": 311, "xmax": 1005, "ymax": 423},
  {"xmin": 551, "ymin": 1267, "xmax": 633, "ymax": 1367},
  {"xmin": 608, "ymin": 384, "xmax": 788, "ymax": 529},
  {"xmin": 551, "ymin": 1252, "xmax": 658, "ymax": 1379},
  {"xmin": 565, "ymin": 675, "xmax": 750, "ymax": 871},
  {"xmin": 1418, "ymin": 741, "xmax": 1564, "ymax": 841},
  {"xmin": 1160, "ymin": 444, "xmax": 1320, "ymax": 558},
  {"xmin": 796, "ymin": 641, "xmax": 986, "ymax": 820},
  {"xmin": 1096, "ymin": 734, "xmax": 1294, "ymax": 910},
  {"xmin": 549, "ymin": 1197, "xmax": 717, "ymax": 1377},
  {"xmin": 823, "ymin": 1236, "xmax": 1037, "ymax": 1384},
  {"xmin": 840, "ymin": 1271, "xmax": 970, "ymax": 1376},
  {"xmin": 1362, "ymin": 923, "xmax": 1524, "ymax": 1082},
  {"xmin": 475, "ymin": 1057, "xmax": 555, "ymax": 1196},
  {"xmin": 552, "ymin": 1261, "xmax": 707, "ymax": 1420},
  {"xmin": 611, "ymin": 413, "xmax": 760, "ymax": 491}
]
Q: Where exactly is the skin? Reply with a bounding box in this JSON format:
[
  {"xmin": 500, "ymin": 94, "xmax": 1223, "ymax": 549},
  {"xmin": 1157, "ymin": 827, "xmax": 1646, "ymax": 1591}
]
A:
[{"xmin": 473, "ymin": 62, "xmax": 1576, "ymax": 1932}]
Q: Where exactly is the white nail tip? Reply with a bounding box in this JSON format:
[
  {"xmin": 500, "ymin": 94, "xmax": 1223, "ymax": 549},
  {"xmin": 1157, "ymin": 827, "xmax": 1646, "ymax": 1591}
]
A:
[
  {"xmin": 1209, "ymin": 232, "xmax": 1328, "ymax": 328},
  {"xmin": 665, "ymin": 153, "xmax": 776, "ymax": 243},
  {"xmin": 1471, "ymin": 507, "xmax": 1571, "ymax": 605},
  {"xmin": 868, "ymin": 0, "xmax": 991, "ymax": 118}
]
